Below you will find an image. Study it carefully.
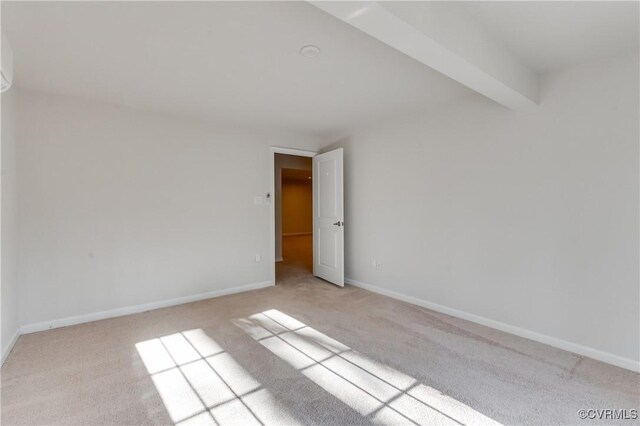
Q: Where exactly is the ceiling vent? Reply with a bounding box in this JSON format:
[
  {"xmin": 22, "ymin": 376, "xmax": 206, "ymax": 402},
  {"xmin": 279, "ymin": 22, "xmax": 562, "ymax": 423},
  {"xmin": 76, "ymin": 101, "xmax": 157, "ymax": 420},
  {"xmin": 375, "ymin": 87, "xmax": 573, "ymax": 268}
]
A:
[{"xmin": 1, "ymin": 34, "xmax": 14, "ymax": 93}]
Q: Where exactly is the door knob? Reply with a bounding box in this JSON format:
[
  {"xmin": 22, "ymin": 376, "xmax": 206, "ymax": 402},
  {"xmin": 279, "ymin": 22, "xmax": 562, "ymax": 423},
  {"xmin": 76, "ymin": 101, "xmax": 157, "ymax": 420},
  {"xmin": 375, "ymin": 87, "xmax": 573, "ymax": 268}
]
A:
[{"xmin": 333, "ymin": 221, "xmax": 343, "ymax": 226}]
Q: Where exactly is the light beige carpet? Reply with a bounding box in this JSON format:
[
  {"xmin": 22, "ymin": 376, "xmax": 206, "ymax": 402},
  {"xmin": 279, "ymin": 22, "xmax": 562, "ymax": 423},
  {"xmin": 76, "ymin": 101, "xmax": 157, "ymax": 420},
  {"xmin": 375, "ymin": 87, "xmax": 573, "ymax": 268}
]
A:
[{"xmin": 2, "ymin": 235, "xmax": 638, "ymax": 425}]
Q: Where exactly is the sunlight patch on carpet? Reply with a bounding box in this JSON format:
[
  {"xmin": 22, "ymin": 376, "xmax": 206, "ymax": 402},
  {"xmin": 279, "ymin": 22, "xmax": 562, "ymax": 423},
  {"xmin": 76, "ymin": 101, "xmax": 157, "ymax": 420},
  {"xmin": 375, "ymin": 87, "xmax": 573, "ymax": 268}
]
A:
[
  {"xmin": 136, "ymin": 328, "xmax": 299, "ymax": 425},
  {"xmin": 235, "ymin": 309, "xmax": 501, "ymax": 426}
]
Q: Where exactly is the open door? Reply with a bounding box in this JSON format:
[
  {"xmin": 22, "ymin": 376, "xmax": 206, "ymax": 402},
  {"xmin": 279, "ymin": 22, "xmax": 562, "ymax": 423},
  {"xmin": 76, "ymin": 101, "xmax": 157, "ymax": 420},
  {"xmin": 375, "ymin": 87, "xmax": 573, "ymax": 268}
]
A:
[{"xmin": 313, "ymin": 148, "xmax": 344, "ymax": 286}]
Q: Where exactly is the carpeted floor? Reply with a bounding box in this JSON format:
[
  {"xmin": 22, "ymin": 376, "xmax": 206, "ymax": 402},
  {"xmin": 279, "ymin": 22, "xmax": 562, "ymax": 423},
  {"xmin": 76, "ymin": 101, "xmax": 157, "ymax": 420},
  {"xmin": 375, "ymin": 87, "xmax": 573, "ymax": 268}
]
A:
[{"xmin": 1, "ymin": 235, "xmax": 638, "ymax": 425}]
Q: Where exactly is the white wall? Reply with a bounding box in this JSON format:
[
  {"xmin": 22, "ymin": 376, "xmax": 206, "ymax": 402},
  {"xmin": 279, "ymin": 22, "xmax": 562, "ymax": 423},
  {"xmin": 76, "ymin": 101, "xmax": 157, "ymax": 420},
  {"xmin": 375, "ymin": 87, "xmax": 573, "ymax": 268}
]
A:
[
  {"xmin": 16, "ymin": 90, "xmax": 320, "ymax": 327},
  {"xmin": 274, "ymin": 154, "xmax": 312, "ymax": 260},
  {"xmin": 1, "ymin": 88, "xmax": 20, "ymax": 360},
  {"xmin": 324, "ymin": 52, "xmax": 639, "ymax": 368}
]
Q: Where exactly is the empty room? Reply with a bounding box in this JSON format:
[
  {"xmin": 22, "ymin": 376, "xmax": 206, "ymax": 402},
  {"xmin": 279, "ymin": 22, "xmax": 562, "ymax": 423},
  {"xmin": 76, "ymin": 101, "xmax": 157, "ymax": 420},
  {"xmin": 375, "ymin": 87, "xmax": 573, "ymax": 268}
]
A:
[{"xmin": 1, "ymin": 1, "xmax": 638, "ymax": 425}]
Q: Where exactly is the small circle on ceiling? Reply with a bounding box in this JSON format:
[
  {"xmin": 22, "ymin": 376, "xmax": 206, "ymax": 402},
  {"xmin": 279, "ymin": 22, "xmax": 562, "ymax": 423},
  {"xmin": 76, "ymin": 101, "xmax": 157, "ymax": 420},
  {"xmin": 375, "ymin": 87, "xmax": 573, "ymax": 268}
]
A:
[{"xmin": 299, "ymin": 45, "xmax": 321, "ymax": 58}]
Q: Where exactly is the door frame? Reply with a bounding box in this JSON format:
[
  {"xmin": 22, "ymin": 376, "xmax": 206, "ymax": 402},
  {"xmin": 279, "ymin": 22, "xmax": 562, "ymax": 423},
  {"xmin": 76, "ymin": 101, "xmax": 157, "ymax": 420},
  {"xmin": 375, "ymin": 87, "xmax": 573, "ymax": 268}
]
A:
[{"xmin": 269, "ymin": 146, "xmax": 317, "ymax": 285}]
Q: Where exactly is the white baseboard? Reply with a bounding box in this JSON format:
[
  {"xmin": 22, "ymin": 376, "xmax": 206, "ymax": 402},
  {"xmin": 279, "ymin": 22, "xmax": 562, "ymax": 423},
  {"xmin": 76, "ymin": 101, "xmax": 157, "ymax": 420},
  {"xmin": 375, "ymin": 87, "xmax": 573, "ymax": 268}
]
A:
[
  {"xmin": 275, "ymin": 256, "xmax": 283, "ymax": 262},
  {"xmin": 282, "ymin": 232, "xmax": 312, "ymax": 237},
  {"xmin": 20, "ymin": 280, "xmax": 274, "ymax": 335},
  {"xmin": 1, "ymin": 328, "xmax": 21, "ymax": 366},
  {"xmin": 345, "ymin": 278, "xmax": 640, "ymax": 373}
]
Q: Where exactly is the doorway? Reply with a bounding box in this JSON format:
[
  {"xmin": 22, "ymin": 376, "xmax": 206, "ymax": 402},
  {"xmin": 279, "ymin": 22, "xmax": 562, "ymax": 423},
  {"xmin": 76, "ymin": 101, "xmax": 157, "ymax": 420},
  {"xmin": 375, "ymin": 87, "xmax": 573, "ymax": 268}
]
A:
[
  {"xmin": 278, "ymin": 159, "xmax": 313, "ymax": 283},
  {"xmin": 276, "ymin": 160, "xmax": 313, "ymax": 282},
  {"xmin": 270, "ymin": 148, "xmax": 316, "ymax": 285},
  {"xmin": 269, "ymin": 147, "xmax": 344, "ymax": 287}
]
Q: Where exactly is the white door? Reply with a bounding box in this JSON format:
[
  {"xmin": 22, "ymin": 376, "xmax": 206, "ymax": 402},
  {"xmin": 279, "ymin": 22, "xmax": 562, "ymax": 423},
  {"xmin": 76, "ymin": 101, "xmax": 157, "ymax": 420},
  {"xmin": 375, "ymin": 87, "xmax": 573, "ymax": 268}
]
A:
[{"xmin": 313, "ymin": 148, "xmax": 344, "ymax": 286}]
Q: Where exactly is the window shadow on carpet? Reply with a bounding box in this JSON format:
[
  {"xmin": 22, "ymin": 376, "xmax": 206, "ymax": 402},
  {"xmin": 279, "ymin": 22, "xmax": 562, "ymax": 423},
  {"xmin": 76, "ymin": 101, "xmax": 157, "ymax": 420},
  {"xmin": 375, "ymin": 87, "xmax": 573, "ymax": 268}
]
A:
[{"xmin": 233, "ymin": 309, "xmax": 501, "ymax": 426}]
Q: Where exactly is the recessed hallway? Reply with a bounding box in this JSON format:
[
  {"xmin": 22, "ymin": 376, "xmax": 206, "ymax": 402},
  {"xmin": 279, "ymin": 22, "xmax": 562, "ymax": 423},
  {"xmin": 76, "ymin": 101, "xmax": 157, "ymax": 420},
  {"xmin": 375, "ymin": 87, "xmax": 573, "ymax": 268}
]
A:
[{"xmin": 277, "ymin": 235, "xmax": 313, "ymax": 286}]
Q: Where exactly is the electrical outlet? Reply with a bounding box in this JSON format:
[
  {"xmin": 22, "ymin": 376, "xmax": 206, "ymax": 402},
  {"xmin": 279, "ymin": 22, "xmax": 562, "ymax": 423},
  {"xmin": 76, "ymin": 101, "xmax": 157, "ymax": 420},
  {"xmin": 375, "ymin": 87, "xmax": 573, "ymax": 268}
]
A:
[
  {"xmin": 375, "ymin": 261, "xmax": 382, "ymax": 270},
  {"xmin": 255, "ymin": 253, "xmax": 261, "ymax": 262}
]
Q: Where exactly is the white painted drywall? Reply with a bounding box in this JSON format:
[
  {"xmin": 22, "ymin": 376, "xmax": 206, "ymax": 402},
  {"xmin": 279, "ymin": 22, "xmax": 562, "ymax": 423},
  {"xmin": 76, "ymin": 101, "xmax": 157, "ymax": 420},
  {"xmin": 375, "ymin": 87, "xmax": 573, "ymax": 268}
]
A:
[
  {"xmin": 323, "ymin": 52, "xmax": 639, "ymax": 365},
  {"xmin": 15, "ymin": 90, "xmax": 320, "ymax": 327},
  {"xmin": 274, "ymin": 154, "xmax": 312, "ymax": 260},
  {"xmin": 311, "ymin": 1, "xmax": 538, "ymax": 109},
  {"xmin": 1, "ymin": 88, "xmax": 19, "ymax": 359}
]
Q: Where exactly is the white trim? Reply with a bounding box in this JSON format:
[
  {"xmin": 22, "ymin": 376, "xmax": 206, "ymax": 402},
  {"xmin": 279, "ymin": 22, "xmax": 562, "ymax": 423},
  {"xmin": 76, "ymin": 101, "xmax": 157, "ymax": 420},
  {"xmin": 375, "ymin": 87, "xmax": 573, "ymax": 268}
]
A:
[
  {"xmin": 20, "ymin": 280, "xmax": 274, "ymax": 335},
  {"xmin": 269, "ymin": 146, "xmax": 317, "ymax": 285},
  {"xmin": 270, "ymin": 147, "xmax": 317, "ymax": 158},
  {"xmin": 1, "ymin": 328, "xmax": 21, "ymax": 365},
  {"xmin": 345, "ymin": 278, "xmax": 640, "ymax": 373},
  {"xmin": 282, "ymin": 232, "xmax": 312, "ymax": 237},
  {"xmin": 275, "ymin": 256, "xmax": 283, "ymax": 262}
]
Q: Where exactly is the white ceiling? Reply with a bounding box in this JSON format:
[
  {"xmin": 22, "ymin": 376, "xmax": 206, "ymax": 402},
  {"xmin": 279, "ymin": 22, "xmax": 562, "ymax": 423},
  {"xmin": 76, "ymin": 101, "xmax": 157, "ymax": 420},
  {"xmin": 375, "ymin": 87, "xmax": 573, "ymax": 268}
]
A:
[
  {"xmin": 456, "ymin": 1, "xmax": 639, "ymax": 72},
  {"xmin": 2, "ymin": 1, "xmax": 638, "ymax": 138},
  {"xmin": 1, "ymin": 1, "xmax": 472, "ymax": 139}
]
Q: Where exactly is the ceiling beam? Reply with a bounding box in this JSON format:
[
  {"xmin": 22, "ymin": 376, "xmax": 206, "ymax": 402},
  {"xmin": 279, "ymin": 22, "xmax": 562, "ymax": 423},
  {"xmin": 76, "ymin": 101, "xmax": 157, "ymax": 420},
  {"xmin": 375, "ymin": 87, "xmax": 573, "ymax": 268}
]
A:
[{"xmin": 309, "ymin": 1, "xmax": 538, "ymax": 110}]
